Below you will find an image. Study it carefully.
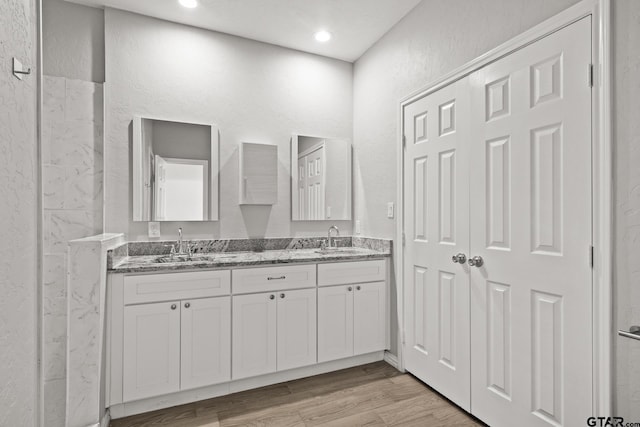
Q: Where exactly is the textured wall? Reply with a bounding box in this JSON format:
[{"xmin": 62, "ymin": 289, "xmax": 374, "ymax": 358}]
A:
[
  {"xmin": 43, "ymin": 0, "xmax": 105, "ymax": 83},
  {"xmin": 352, "ymin": 0, "xmax": 580, "ymax": 355},
  {"xmin": 613, "ymin": 0, "xmax": 640, "ymax": 419},
  {"xmin": 104, "ymin": 9, "xmax": 353, "ymax": 241},
  {"xmin": 41, "ymin": 75, "xmax": 104, "ymax": 427},
  {"xmin": 0, "ymin": 0, "xmax": 38, "ymax": 425}
]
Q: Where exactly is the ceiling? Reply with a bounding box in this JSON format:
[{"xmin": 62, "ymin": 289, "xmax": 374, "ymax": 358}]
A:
[{"xmin": 66, "ymin": 0, "xmax": 422, "ymax": 62}]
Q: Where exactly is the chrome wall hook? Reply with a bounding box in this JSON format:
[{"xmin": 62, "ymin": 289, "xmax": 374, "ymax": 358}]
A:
[{"xmin": 13, "ymin": 58, "xmax": 31, "ymax": 80}]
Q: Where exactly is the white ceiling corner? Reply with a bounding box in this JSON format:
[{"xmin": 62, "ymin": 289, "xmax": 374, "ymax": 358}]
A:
[{"xmin": 64, "ymin": 0, "xmax": 422, "ymax": 62}]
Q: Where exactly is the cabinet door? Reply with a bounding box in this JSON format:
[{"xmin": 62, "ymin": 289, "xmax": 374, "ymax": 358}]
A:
[
  {"xmin": 354, "ymin": 282, "xmax": 387, "ymax": 355},
  {"xmin": 181, "ymin": 296, "xmax": 231, "ymax": 390},
  {"xmin": 318, "ymin": 285, "xmax": 354, "ymax": 363},
  {"xmin": 232, "ymin": 292, "xmax": 277, "ymax": 379},
  {"xmin": 123, "ymin": 301, "xmax": 180, "ymax": 401},
  {"xmin": 239, "ymin": 142, "xmax": 277, "ymax": 205},
  {"xmin": 276, "ymin": 288, "xmax": 317, "ymax": 371}
]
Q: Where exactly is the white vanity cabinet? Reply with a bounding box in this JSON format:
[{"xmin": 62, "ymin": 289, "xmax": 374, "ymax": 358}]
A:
[
  {"xmin": 317, "ymin": 260, "xmax": 388, "ymax": 363},
  {"xmin": 123, "ymin": 300, "xmax": 181, "ymax": 401},
  {"xmin": 111, "ymin": 270, "xmax": 232, "ymax": 403},
  {"xmin": 232, "ymin": 265, "xmax": 317, "ymax": 379},
  {"xmin": 108, "ymin": 257, "xmax": 388, "ymax": 418},
  {"xmin": 123, "ymin": 296, "xmax": 231, "ymax": 401}
]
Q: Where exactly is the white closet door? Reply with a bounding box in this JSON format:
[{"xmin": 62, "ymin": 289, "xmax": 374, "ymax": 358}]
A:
[
  {"xmin": 402, "ymin": 77, "xmax": 471, "ymax": 411},
  {"xmin": 469, "ymin": 17, "xmax": 592, "ymax": 427}
]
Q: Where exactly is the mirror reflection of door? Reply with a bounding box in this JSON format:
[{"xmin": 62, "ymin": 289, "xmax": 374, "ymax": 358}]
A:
[
  {"xmin": 299, "ymin": 143, "xmax": 325, "ymax": 220},
  {"xmin": 154, "ymin": 155, "xmax": 209, "ymax": 221},
  {"xmin": 291, "ymin": 135, "xmax": 352, "ymax": 221}
]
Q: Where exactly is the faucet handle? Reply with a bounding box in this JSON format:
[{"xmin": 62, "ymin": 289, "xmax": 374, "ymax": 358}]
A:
[{"xmin": 320, "ymin": 239, "xmax": 327, "ymax": 250}]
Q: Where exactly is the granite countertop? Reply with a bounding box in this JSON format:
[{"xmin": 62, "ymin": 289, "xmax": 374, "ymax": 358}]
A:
[{"xmin": 108, "ymin": 237, "xmax": 392, "ymax": 274}]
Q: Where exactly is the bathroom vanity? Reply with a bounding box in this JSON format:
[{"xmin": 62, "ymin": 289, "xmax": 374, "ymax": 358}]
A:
[{"xmin": 105, "ymin": 239, "xmax": 391, "ymax": 418}]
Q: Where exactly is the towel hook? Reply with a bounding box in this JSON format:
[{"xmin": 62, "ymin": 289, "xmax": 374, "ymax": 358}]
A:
[{"xmin": 12, "ymin": 58, "xmax": 31, "ymax": 80}]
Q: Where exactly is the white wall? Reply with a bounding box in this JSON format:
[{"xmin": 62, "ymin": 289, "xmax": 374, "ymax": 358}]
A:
[
  {"xmin": 352, "ymin": 0, "xmax": 580, "ymax": 355},
  {"xmin": 0, "ymin": 0, "xmax": 39, "ymax": 425},
  {"xmin": 104, "ymin": 9, "xmax": 354, "ymax": 241},
  {"xmin": 613, "ymin": 0, "xmax": 640, "ymax": 419},
  {"xmin": 43, "ymin": 0, "xmax": 105, "ymax": 83}
]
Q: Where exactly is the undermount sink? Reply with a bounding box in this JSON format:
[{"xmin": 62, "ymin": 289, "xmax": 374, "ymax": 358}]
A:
[
  {"xmin": 314, "ymin": 248, "xmax": 362, "ymax": 255},
  {"xmin": 153, "ymin": 255, "xmax": 194, "ymax": 263},
  {"xmin": 153, "ymin": 253, "xmax": 241, "ymax": 263}
]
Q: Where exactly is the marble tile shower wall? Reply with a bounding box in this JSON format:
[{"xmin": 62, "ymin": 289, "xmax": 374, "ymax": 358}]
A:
[{"xmin": 42, "ymin": 75, "xmax": 104, "ymax": 427}]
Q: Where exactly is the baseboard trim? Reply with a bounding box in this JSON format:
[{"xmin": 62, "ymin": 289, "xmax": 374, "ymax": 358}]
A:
[
  {"xmin": 100, "ymin": 410, "xmax": 111, "ymax": 427},
  {"xmin": 383, "ymin": 351, "xmax": 402, "ymax": 371},
  {"xmin": 110, "ymin": 351, "xmax": 385, "ymax": 419}
]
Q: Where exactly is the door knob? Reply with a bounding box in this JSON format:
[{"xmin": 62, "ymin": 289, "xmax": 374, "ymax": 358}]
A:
[
  {"xmin": 451, "ymin": 253, "xmax": 467, "ymax": 264},
  {"xmin": 468, "ymin": 256, "xmax": 484, "ymax": 267}
]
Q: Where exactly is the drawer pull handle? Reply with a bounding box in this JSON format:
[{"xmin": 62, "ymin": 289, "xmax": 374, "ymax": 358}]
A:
[
  {"xmin": 170, "ymin": 304, "xmax": 177, "ymax": 310},
  {"xmin": 347, "ymin": 286, "xmax": 353, "ymax": 292},
  {"xmin": 184, "ymin": 302, "xmax": 191, "ymax": 308},
  {"xmin": 268, "ymin": 276, "xmax": 286, "ymax": 281},
  {"xmin": 269, "ymin": 294, "xmax": 275, "ymax": 300},
  {"xmin": 280, "ymin": 293, "xmax": 285, "ymax": 299},
  {"xmin": 356, "ymin": 285, "xmax": 361, "ymax": 291}
]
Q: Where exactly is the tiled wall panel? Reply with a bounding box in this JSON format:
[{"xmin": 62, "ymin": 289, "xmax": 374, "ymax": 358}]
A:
[{"xmin": 41, "ymin": 75, "xmax": 103, "ymax": 427}]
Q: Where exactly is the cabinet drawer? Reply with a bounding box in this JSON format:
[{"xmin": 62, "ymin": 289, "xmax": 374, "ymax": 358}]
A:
[
  {"xmin": 232, "ymin": 264, "xmax": 316, "ymax": 294},
  {"xmin": 318, "ymin": 260, "xmax": 386, "ymax": 286},
  {"xmin": 124, "ymin": 270, "xmax": 231, "ymax": 305}
]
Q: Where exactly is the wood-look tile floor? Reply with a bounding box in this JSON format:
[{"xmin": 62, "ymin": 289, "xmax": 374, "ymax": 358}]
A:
[{"xmin": 110, "ymin": 362, "xmax": 484, "ymax": 427}]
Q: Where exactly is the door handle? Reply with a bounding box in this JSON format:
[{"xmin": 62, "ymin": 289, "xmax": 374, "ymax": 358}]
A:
[
  {"xmin": 468, "ymin": 256, "xmax": 484, "ymax": 267},
  {"xmin": 619, "ymin": 325, "xmax": 640, "ymax": 341},
  {"xmin": 451, "ymin": 253, "xmax": 467, "ymax": 264}
]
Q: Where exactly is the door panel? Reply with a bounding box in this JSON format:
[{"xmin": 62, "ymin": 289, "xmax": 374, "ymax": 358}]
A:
[
  {"xmin": 276, "ymin": 288, "xmax": 317, "ymax": 371},
  {"xmin": 232, "ymin": 293, "xmax": 277, "ymax": 380},
  {"xmin": 469, "ymin": 17, "xmax": 592, "ymax": 427},
  {"xmin": 354, "ymin": 281, "xmax": 386, "ymax": 355},
  {"xmin": 123, "ymin": 301, "xmax": 180, "ymax": 402},
  {"xmin": 403, "ymin": 77, "xmax": 471, "ymax": 411},
  {"xmin": 181, "ymin": 297, "xmax": 231, "ymax": 390},
  {"xmin": 318, "ymin": 285, "xmax": 354, "ymax": 362}
]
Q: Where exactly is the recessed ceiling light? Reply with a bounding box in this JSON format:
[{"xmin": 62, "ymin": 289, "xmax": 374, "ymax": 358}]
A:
[
  {"xmin": 314, "ymin": 30, "xmax": 332, "ymax": 42},
  {"xmin": 179, "ymin": 0, "xmax": 198, "ymax": 8}
]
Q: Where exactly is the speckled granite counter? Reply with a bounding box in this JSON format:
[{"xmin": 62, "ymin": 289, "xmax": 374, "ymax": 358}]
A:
[{"xmin": 108, "ymin": 237, "xmax": 391, "ymax": 274}]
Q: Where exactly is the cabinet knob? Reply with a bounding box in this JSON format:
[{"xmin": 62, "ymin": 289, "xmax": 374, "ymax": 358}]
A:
[
  {"xmin": 356, "ymin": 285, "xmax": 361, "ymax": 291},
  {"xmin": 280, "ymin": 293, "xmax": 285, "ymax": 299},
  {"xmin": 170, "ymin": 304, "xmax": 177, "ymax": 310},
  {"xmin": 269, "ymin": 294, "xmax": 275, "ymax": 300},
  {"xmin": 184, "ymin": 302, "xmax": 191, "ymax": 308},
  {"xmin": 347, "ymin": 286, "xmax": 352, "ymax": 291}
]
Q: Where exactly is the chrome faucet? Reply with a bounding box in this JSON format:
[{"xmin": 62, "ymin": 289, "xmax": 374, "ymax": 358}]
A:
[
  {"xmin": 328, "ymin": 226, "xmax": 340, "ymax": 248},
  {"xmin": 177, "ymin": 227, "xmax": 189, "ymax": 255}
]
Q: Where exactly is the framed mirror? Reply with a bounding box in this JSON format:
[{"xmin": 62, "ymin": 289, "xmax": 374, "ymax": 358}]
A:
[
  {"xmin": 291, "ymin": 134, "xmax": 352, "ymax": 221},
  {"xmin": 132, "ymin": 116, "xmax": 219, "ymax": 221}
]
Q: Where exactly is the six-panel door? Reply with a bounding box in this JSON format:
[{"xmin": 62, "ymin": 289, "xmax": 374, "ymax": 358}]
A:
[
  {"xmin": 232, "ymin": 292, "xmax": 278, "ymax": 379},
  {"xmin": 123, "ymin": 301, "xmax": 181, "ymax": 402},
  {"xmin": 180, "ymin": 297, "xmax": 231, "ymax": 390}
]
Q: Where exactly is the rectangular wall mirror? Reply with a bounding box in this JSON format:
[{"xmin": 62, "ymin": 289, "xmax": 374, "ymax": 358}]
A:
[
  {"xmin": 132, "ymin": 116, "xmax": 219, "ymax": 221},
  {"xmin": 291, "ymin": 134, "xmax": 352, "ymax": 221}
]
